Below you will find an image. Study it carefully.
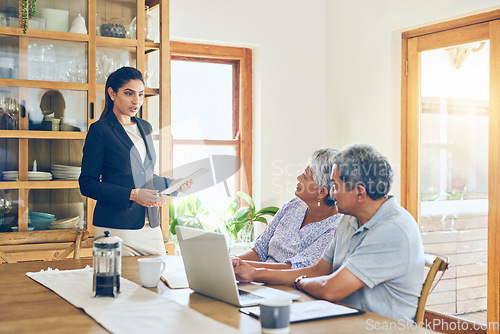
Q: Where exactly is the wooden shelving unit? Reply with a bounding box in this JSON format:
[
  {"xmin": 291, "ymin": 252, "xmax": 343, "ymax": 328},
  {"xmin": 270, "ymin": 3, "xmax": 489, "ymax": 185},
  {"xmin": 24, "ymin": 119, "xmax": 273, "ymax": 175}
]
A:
[{"xmin": 0, "ymin": 0, "xmax": 169, "ymax": 260}]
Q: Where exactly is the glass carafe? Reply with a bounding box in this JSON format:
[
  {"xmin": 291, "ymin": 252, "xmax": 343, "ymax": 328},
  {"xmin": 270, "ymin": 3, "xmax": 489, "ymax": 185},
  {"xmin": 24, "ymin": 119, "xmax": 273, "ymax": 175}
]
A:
[{"xmin": 93, "ymin": 231, "xmax": 122, "ymax": 297}]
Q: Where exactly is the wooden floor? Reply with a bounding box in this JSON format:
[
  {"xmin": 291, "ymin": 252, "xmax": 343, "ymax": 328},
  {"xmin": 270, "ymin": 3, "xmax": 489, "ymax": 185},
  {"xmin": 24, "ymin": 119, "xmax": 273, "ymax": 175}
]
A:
[{"xmin": 455, "ymin": 310, "xmax": 487, "ymax": 324}]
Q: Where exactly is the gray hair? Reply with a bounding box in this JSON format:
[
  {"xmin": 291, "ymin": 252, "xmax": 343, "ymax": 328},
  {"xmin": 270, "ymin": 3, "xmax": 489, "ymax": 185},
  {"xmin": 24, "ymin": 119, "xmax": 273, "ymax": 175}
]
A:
[
  {"xmin": 309, "ymin": 148, "xmax": 339, "ymax": 207},
  {"xmin": 333, "ymin": 144, "xmax": 393, "ymax": 200}
]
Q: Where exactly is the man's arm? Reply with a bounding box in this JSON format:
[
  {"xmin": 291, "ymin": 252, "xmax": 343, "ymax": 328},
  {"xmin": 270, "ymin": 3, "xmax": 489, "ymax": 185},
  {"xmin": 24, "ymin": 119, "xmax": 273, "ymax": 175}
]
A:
[
  {"xmin": 232, "ymin": 258, "xmax": 333, "ymax": 286},
  {"xmin": 296, "ymin": 266, "xmax": 365, "ymax": 301}
]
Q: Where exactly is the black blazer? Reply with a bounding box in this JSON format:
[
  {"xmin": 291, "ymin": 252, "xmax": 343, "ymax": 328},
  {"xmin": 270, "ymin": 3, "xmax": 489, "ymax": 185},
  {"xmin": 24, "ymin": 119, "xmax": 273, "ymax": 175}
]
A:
[{"xmin": 79, "ymin": 111, "xmax": 173, "ymax": 229}]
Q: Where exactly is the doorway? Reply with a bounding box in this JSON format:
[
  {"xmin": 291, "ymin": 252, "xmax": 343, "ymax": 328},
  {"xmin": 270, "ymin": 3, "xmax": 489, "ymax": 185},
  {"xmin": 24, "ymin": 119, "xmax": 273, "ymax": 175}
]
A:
[{"xmin": 402, "ymin": 10, "xmax": 500, "ymax": 333}]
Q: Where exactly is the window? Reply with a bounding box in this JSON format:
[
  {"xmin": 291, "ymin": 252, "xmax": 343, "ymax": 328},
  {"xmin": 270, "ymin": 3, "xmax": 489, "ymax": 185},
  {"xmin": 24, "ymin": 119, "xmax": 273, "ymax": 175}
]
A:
[{"xmin": 169, "ymin": 42, "xmax": 252, "ymax": 216}]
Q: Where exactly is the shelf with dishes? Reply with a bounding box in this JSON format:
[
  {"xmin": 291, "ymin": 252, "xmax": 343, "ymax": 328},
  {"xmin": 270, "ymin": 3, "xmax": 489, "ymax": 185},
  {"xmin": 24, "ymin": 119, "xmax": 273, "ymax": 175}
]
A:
[
  {"xmin": 0, "ymin": 80, "xmax": 89, "ymax": 91},
  {"xmin": 0, "ymin": 28, "xmax": 91, "ymax": 42},
  {"xmin": 0, "ymin": 186, "xmax": 87, "ymax": 233},
  {"xmin": 0, "ymin": 36, "xmax": 139, "ymax": 87},
  {"xmin": 0, "ymin": 131, "xmax": 87, "ymax": 139},
  {"xmin": 1, "ymin": 164, "xmax": 81, "ymax": 182},
  {"xmin": 0, "ymin": 138, "xmax": 83, "ymax": 184},
  {"xmin": 11, "ymin": 212, "xmax": 81, "ymax": 232},
  {"xmin": 0, "ymin": 180, "xmax": 80, "ymax": 190}
]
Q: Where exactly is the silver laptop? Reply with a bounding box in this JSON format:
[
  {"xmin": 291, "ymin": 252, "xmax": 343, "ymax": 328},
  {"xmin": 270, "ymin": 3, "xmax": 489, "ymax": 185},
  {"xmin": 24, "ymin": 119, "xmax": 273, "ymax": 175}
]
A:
[{"xmin": 175, "ymin": 226, "xmax": 301, "ymax": 307}]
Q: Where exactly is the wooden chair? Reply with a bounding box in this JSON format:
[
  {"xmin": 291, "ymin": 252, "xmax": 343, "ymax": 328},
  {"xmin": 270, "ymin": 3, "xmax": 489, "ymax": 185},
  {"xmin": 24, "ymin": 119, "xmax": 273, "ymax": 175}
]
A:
[
  {"xmin": 415, "ymin": 252, "xmax": 450, "ymax": 325},
  {"xmin": 0, "ymin": 229, "xmax": 89, "ymax": 264}
]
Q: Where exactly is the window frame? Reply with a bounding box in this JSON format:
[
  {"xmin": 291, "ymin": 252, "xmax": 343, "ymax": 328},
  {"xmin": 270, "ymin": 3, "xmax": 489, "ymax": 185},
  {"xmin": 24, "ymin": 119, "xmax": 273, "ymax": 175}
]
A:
[{"xmin": 169, "ymin": 41, "xmax": 253, "ymax": 196}]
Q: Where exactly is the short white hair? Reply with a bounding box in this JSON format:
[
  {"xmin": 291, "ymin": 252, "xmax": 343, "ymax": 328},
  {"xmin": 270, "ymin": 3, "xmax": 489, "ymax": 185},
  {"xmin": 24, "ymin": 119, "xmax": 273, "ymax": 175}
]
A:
[{"xmin": 309, "ymin": 148, "xmax": 339, "ymax": 207}]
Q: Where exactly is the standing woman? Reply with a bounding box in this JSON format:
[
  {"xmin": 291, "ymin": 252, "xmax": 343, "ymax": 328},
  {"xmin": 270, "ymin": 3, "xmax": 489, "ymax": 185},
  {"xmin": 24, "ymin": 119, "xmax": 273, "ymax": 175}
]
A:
[{"xmin": 79, "ymin": 67, "xmax": 191, "ymax": 256}]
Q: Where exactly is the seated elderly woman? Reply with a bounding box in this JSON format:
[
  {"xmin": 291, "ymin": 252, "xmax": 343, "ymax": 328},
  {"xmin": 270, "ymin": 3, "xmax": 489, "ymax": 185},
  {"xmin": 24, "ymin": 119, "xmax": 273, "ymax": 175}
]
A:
[{"xmin": 237, "ymin": 148, "xmax": 342, "ymax": 269}]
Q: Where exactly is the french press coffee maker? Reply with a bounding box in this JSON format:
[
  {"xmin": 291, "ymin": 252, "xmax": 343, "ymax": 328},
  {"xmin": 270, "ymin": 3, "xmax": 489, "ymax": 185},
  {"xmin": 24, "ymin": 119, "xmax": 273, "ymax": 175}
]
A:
[{"xmin": 93, "ymin": 231, "xmax": 122, "ymax": 297}]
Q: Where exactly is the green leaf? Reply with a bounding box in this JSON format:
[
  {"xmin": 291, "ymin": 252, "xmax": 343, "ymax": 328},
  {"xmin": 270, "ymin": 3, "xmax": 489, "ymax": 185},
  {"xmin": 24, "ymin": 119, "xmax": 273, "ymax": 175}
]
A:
[
  {"xmin": 199, "ymin": 207, "xmax": 210, "ymax": 215},
  {"xmin": 177, "ymin": 215, "xmax": 196, "ymax": 226},
  {"xmin": 235, "ymin": 206, "xmax": 252, "ymax": 221},
  {"xmin": 229, "ymin": 228, "xmax": 238, "ymax": 240},
  {"xmin": 237, "ymin": 191, "xmax": 255, "ymax": 214},
  {"xmin": 227, "ymin": 199, "xmax": 239, "ymax": 215},
  {"xmin": 256, "ymin": 206, "xmax": 279, "ymax": 216},
  {"xmin": 169, "ymin": 202, "xmax": 176, "ymax": 222},
  {"xmin": 170, "ymin": 220, "xmax": 179, "ymax": 235},
  {"xmin": 230, "ymin": 220, "xmax": 249, "ymax": 235},
  {"xmin": 177, "ymin": 200, "xmax": 187, "ymax": 216},
  {"xmin": 253, "ymin": 216, "xmax": 269, "ymax": 225},
  {"xmin": 195, "ymin": 198, "xmax": 202, "ymax": 213},
  {"xmin": 185, "ymin": 196, "xmax": 195, "ymax": 215}
]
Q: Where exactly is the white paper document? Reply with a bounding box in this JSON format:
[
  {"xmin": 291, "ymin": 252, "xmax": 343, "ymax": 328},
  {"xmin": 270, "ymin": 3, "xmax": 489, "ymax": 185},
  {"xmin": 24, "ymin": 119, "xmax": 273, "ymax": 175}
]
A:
[
  {"xmin": 240, "ymin": 300, "xmax": 363, "ymax": 323},
  {"xmin": 160, "ymin": 255, "xmax": 189, "ymax": 289},
  {"xmin": 161, "ymin": 168, "xmax": 210, "ymax": 195}
]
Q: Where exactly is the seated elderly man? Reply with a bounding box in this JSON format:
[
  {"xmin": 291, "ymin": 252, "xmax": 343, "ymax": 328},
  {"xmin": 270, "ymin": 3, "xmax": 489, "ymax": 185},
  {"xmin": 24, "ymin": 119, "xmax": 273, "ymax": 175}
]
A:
[{"xmin": 232, "ymin": 144, "xmax": 425, "ymax": 322}]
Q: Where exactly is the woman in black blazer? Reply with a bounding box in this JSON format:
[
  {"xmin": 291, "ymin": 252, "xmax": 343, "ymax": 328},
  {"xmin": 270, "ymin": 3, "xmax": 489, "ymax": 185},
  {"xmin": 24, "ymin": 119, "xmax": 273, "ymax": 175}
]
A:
[{"xmin": 79, "ymin": 67, "xmax": 191, "ymax": 256}]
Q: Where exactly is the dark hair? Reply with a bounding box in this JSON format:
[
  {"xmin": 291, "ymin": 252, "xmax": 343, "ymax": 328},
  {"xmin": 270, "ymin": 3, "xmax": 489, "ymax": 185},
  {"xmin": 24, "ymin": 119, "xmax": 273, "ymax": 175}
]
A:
[
  {"xmin": 100, "ymin": 66, "xmax": 144, "ymax": 119},
  {"xmin": 333, "ymin": 144, "xmax": 393, "ymax": 200}
]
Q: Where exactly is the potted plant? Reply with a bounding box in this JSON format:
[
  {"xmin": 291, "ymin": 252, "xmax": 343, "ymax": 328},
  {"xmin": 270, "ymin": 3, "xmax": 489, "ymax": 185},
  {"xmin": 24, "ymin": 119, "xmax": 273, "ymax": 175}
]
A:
[
  {"xmin": 167, "ymin": 192, "xmax": 279, "ymax": 254},
  {"xmin": 223, "ymin": 191, "xmax": 279, "ymax": 245},
  {"xmin": 21, "ymin": 0, "xmax": 37, "ymax": 34},
  {"xmin": 168, "ymin": 195, "xmax": 210, "ymax": 236}
]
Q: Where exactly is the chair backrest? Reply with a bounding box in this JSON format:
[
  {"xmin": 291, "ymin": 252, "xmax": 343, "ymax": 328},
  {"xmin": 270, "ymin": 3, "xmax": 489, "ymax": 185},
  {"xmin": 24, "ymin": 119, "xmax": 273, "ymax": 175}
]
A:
[
  {"xmin": 0, "ymin": 229, "xmax": 89, "ymax": 263},
  {"xmin": 415, "ymin": 252, "xmax": 450, "ymax": 325}
]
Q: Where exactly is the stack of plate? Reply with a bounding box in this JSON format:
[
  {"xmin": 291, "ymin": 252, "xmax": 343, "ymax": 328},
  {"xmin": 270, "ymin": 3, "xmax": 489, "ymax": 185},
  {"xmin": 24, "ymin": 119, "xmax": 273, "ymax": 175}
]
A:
[
  {"xmin": 49, "ymin": 216, "xmax": 80, "ymax": 229},
  {"xmin": 29, "ymin": 211, "xmax": 57, "ymax": 230},
  {"xmin": 51, "ymin": 164, "xmax": 81, "ymax": 180},
  {"xmin": 11, "ymin": 226, "xmax": 36, "ymax": 232},
  {"xmin": 2, "ymin": 171, "xmax": 52, "ymax": 181}
]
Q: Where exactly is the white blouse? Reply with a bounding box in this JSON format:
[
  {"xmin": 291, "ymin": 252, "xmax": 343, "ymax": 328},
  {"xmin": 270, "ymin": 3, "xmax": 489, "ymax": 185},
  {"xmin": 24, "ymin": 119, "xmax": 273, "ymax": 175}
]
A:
[{"xmin": 122, "ymin": 123, "xmax": 147, "ymax": 163}]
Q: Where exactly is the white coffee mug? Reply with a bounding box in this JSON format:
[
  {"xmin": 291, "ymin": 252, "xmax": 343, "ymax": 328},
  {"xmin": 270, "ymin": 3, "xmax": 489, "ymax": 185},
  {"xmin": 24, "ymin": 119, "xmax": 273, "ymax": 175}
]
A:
[
  {"xmin": 259, "ymin": 299, "xmax": 292, "ymax": 334},
  {"xmin": 138, "ymin": 257, "xmax": 166, "ymax": 288}
]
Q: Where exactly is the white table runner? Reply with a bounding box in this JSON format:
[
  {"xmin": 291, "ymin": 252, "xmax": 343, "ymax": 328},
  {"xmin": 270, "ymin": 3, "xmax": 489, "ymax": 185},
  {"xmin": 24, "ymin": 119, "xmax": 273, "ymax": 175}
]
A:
[{"xmin": 27, "ymin": 266, "xmax": 238, "ymax": 334}]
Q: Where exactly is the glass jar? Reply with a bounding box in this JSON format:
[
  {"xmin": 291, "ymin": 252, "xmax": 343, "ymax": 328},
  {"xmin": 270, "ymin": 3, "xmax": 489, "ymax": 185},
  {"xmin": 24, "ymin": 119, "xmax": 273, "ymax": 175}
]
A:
[
  {"xmin": 145, "ymin": 6, "xmax": 159, "ymax": 42},
  {"xmin": 100, "ymin": 18, "xmax": 128, "ymax": 38},
  {"xmin": 128, "ymin": 6, "xmax": 159, "ymax": 42}
]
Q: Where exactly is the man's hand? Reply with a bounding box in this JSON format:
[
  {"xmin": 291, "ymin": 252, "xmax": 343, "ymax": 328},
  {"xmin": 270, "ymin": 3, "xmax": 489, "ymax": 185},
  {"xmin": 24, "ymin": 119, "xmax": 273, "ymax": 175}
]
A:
[{"xmin": 232, "ymin": 257, "xmax": 257, "ymax": 283}]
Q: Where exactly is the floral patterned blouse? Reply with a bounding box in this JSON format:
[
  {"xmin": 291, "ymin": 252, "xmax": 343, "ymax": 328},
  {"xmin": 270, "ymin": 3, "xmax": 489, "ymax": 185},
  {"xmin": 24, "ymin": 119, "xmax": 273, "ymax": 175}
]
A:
[{"xmin": 254, "ymin": 197, "xmax": 342, "ymax": 269}]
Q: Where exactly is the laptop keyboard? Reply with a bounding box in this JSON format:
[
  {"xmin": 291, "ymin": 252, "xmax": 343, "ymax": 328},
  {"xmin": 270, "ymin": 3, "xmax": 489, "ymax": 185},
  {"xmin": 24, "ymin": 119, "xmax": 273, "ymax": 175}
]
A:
[{"xmin": 238, "ymin": 290, "xmax": 262, "ymax": 302}]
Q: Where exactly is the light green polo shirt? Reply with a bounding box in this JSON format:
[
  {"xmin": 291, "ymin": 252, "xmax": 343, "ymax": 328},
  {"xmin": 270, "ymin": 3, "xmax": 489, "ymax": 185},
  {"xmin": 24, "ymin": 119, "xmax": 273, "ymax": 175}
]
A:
[{"xmin": 321, "ymin": 196, "xmax": 425, "ymax": 322}]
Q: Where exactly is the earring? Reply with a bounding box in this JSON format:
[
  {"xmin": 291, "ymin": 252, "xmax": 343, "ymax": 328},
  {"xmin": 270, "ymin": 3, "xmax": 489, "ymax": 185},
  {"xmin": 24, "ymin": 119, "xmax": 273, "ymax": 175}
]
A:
[{"xmin": 317, "ymin": 199, "xmax": 321, "ymax": 207}]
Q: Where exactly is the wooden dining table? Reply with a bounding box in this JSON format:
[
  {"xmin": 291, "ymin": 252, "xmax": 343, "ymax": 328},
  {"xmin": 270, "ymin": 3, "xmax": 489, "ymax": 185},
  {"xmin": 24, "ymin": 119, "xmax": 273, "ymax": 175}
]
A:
[{"xmin": 0, "ymin": 257, "xmax": 437, "ymax": 333}]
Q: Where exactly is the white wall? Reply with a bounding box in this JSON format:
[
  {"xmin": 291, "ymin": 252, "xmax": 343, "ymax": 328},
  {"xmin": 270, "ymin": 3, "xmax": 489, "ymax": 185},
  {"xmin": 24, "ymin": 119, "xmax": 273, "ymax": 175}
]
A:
[
  {"xmin": 171, "ymin": 0, "xmax": 500, "ymax": 208},
  {"xmin": 325, "ymin": 0, "xmax": 500, "ymax": 200},
  {"xmin": 170, "ymin": 0, "xmax": 327, "ymax": 208}
]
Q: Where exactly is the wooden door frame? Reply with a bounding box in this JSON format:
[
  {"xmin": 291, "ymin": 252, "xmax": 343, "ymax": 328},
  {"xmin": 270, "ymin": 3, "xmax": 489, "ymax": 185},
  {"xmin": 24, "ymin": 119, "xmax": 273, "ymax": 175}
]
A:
[{"xmin": 401, "ymin": 9, "xmax": 500, "ymax": 334}]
